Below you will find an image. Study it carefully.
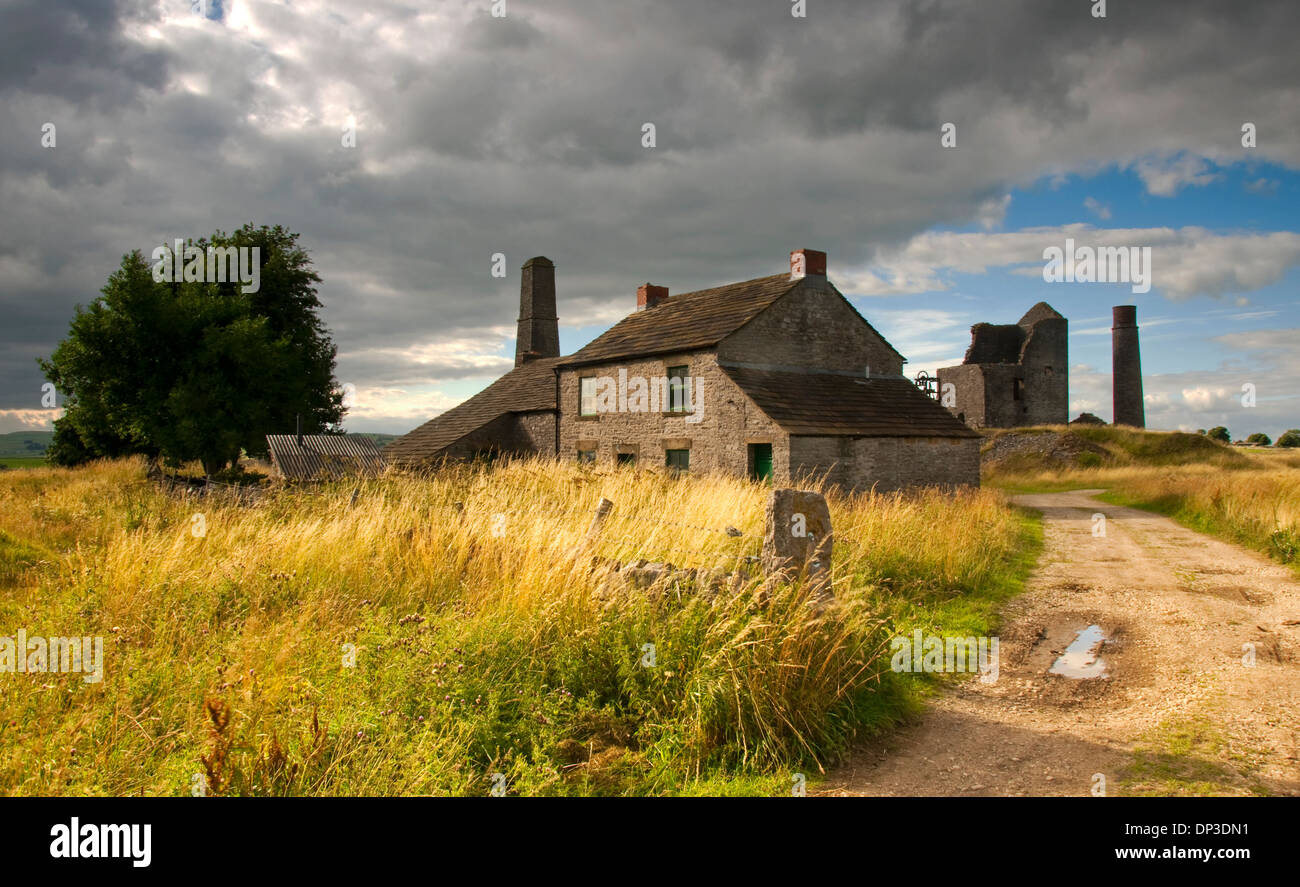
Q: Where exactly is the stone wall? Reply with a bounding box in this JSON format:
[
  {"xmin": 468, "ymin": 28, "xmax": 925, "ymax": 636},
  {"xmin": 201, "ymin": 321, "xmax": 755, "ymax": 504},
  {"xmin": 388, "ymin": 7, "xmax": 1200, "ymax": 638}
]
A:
[
  {"xmin": 715, "ymin": 278, "xmax": 904, "ymax": 376},
  {"xmin": 557, "ymin": 351, "xmax": 790, "ymax": 478},
  {"xmin": 1112, "ymin": 306, "xmax": 1144, "ymax": 427},
  {"xmin": 936, "ymin": 363, "xmax": 989, "ymax": 428},
  {"xmin": 938, "ymin": 305, "xmax": 1069, "ymax": 430},
  {"xmin": 437, "ymin": 411, "xmax": 557, "ymax": 461},
  {"xmin": 1020, "ymin": 316, "xmax": 1068, "ymax": 425},
  {"xmin": 512, "ymin": 410, "xmax": 557, "ymax": 456},
  {"xmin": 790, "ymin": 434, "xmax": 981, "ymax": 492}
]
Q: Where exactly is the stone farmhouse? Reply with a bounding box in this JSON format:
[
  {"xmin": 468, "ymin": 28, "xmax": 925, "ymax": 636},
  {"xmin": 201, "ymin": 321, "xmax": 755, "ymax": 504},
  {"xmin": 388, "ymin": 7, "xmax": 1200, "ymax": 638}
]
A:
[{"xmin": 387, "ymin": 249, "xmax": 980, "ymax": 492}]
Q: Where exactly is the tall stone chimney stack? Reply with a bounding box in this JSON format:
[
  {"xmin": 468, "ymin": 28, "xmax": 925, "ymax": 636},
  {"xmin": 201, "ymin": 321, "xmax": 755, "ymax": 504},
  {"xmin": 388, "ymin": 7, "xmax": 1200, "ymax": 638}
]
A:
[
  {"xmin": 516, "ymin": 256, "xmax": 559, "ymax": 366},
  {"xmin": 1112, "ymin": 305, "xmax": 1145, "ymax": 427}
]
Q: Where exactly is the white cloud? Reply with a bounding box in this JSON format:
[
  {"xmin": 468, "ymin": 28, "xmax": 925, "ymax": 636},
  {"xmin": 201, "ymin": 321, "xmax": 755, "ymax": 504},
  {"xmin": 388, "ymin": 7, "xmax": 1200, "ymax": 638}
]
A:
[
  {"xmin": 976, "ymin": 194, "xmax": 1012, "ymax": 231},
  {"xmin": 1244, "ymin": 177, "xmax": 1281, "ymax": 195},
  {"xmin": 846, "ymin": 225, "xmax": 1300, "ymax": 301},
  {"xmin": 1133, "ymin": 154, "xmax": 1221, "ymax": 197},
  {"xmin": 1066, "ymin": 330, "xmax": 1300, "ymax": 437},
  {"xmin": 1083, "ymin": 196, "xmax": 1111, "ymax": 220},
  {"xmin": 0, "ymin": 409, "xmax": 61, "ymax": 433}
]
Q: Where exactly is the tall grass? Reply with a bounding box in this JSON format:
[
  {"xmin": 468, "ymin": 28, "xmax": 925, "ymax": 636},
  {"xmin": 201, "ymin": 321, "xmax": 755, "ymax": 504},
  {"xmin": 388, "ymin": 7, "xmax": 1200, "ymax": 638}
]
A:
[
  {"xmin": 0, "ymin": 457, "xmax": 1035, "ymax": 795},
  {"xmin": 988, "ymin": 450, "xmax": 1300, "ymax": 571}
]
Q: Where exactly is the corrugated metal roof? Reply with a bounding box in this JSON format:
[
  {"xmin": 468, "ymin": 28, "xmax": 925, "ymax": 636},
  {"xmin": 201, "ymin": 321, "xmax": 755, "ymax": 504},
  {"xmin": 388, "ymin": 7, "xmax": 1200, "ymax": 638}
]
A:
[{"xmin": 266, "ymin": 434, "xmax": 387, "ymax": 481}]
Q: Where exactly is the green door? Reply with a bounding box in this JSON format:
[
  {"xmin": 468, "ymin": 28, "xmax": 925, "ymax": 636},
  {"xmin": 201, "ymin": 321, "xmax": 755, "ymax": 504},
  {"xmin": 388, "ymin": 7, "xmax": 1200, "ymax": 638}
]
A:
[{"xmin": 748, "ymin": 443, "xmax": 773, "ymax": 482}]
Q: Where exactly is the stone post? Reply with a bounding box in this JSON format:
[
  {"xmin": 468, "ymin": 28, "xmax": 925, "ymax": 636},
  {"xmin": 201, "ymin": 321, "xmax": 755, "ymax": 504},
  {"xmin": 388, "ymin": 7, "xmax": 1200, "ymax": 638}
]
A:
[
  {"xmin": 762, "ymin": 489, "xmax": 833, "ymax": 599},
  {"xmin": 586, "ymin": 497, "xmax": 613, "ymax": 540}
]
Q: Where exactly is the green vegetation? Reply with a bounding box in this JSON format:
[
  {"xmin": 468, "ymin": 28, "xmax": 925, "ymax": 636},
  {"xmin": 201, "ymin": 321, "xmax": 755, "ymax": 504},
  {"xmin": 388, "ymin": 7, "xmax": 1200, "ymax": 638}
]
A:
[
  {"xmin": 0, "ymin": 457, "xmax": 47, "ymax": 470},
  {"xmin": 0, "ymin": 431, "xmax": 52, "ymax": 458},
  {"xmin": 983, "ymin": 424, "xmax": 1248, "ymax": 487},
  {"xmin": 1120, "ymin": 713, "xmax": 1271, "ymax": 797},
  {"xmin": 0, "ymin": 458, "xmax": 1039, "ymax": 796},
  {"xmin": 39, "ymin": 225, "xmax": 343, "ymax": 474},
  {"xmin": 1065, "ymin": 425, "xmax": 1246, "ymax": 466},
  {"xmin": 1245, "ymin": 432, "xmax": 1272, "ymax": 446},
  {"xmin": 986, "ymin": 426, "xmax": 1300, "ymax": 574}
]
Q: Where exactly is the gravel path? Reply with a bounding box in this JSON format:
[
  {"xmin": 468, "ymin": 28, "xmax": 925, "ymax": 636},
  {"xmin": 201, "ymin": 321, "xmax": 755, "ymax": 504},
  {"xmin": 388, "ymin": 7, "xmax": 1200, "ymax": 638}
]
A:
[{"xmin": 818, "ymin": 489, "xmax": 1300, "ymax": 797}]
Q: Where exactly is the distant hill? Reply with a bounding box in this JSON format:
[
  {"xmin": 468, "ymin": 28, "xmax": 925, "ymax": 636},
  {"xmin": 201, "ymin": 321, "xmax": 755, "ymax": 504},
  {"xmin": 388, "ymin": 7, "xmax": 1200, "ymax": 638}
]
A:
[
  {"xmin": 0, "ymin": 431, "xmax": 53, "ymax": 457},
  {"xmin": 351, "ymin": 432, "xmax": 398, "ymax": 449},
  {"xmin": 982, "ymin": 425, "xmax": 1250, "ymax": 474}
]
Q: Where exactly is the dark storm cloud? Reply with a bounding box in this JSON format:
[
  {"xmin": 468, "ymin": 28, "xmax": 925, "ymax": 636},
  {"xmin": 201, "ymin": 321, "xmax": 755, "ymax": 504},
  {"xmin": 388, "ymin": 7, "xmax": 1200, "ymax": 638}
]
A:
[
  {"xmin": 1, "ymin": 0, "xmax": 1297, "ymax": 429},
  {"xmin": 0, "ymin": 0, "xmax": 169, "ymax": 108}
]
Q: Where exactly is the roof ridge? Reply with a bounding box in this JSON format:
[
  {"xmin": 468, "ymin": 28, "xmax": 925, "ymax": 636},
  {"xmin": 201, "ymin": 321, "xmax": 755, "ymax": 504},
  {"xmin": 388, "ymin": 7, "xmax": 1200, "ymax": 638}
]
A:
[{"xmin": 560, "ymin": 272, "xmax": 801, "ymax": 367}]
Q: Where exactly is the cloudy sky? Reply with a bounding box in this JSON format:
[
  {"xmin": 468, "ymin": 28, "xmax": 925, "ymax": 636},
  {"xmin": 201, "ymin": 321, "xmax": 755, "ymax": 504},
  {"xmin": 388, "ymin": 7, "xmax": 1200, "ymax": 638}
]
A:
[{"xmin": 3, "ymin": 0, "xmax": 1298, "ymax": 439}]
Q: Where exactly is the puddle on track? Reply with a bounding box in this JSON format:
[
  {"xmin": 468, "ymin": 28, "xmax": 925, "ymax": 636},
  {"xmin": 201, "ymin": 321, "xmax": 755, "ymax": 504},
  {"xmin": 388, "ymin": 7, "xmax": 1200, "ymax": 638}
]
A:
[{"xmin": 1049, "ymin": 624, "xmax": 1108, "ymax": 678}]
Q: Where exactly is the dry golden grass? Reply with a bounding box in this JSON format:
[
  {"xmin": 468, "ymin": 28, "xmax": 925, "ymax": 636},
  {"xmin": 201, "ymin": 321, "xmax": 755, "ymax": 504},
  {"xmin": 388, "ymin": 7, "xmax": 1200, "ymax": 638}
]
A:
[
  {"xmin": 0, "ymin": 457, "xmax": 1036, "ymax": 795},
  {"xmin": 989, "ymin": 445, "xmax": 1300, "ymax": 569}
]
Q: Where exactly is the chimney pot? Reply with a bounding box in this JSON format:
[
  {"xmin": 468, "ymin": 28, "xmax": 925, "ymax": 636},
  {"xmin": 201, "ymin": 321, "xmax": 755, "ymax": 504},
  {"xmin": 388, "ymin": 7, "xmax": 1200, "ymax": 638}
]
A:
[
  {"xmin": 637, "ymin": 283, "xmax": 669, "ymax": 311},
  {"xmin": 790, "ymin": 248, "xmax": 827, "ymax": 279}
]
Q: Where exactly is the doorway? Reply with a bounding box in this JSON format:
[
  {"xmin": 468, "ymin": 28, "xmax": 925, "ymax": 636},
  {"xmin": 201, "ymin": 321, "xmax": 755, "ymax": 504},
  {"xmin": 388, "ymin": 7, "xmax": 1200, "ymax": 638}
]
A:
[{"xmin": 748, "ymin": 443, "xmax": 773, "ymax": 482}]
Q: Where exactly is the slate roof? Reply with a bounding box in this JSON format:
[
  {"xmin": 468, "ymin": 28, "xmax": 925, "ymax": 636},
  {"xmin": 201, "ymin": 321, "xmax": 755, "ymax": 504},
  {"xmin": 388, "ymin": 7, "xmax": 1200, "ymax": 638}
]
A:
[
  {"xmin": 266, "ymin": 434, "xmax": 387, "ymax": 481},
  {"xmin": 558, "ymin": 273, "xmax": 802, "ymax": 367},
  {"xmin": 384, "ymin": 357, "xmax": 561, "ymax": 463},
  {"xmin": 719, "ymin": 365, "xmax": 979, "ymax": 438},
  {"xmin": 390, "ymin": 268, "xmax": 931, "ymax": 460}
]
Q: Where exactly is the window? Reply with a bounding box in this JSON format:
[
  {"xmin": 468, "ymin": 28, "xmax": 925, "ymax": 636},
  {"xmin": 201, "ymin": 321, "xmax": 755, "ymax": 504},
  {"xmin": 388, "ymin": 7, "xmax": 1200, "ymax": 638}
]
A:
[
  {"xmin": 667, "ymin": 365, "xmax": 690, "ymax": 412},
  {"xmin": 1013, "ymin": 378, "xmax": 1024, "ymax": 401},
  {"xmin": 616, "ymin": 452, "xmax": 636, "ymax": 467},
  {"xmin": 580, "ymin": 377, "xmax": 599, "ymax": 416},
  {"xmin": 577, "ymin": 449, "xmax": 596, "ymax": 465},
  {"xmin": 665, "ymin": 449, "xmax": 690, "ymax": 472}
]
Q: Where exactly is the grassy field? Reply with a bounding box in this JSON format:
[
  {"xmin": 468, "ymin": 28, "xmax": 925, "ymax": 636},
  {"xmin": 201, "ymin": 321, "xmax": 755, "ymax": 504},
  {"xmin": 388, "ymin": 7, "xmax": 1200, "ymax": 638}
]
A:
[
  {"xmin": 986, "ymin": 427, "xmax": 1300, "ymax": 573},
  {"xmin": 0, "ymin": 457, "xmax": 1038, "ymax": 796},
  {"xmin": 0, "ymin": 457, "xmax": 47, "ymax": 470}
]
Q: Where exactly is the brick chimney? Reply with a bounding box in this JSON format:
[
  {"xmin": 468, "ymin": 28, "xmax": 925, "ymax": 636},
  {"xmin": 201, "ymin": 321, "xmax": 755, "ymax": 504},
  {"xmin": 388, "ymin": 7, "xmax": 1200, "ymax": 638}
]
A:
[
  {"xmin": 637, "ymin": 283, "xmax": 669, "ymax": 311},
  {"xmin": 516, "ymin": 256, "xmax": 559, "ymax": 366},
  {"xmin": 790, "ymin": 248, "xmax": 827, "ymax": 280}
]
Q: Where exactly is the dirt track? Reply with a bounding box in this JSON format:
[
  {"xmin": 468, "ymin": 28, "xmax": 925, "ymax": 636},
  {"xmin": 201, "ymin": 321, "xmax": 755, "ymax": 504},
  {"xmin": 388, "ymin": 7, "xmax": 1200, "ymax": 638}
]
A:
[{"xmin": 819, "ymin": 489, "xmax": 1300, "ymax": 797}]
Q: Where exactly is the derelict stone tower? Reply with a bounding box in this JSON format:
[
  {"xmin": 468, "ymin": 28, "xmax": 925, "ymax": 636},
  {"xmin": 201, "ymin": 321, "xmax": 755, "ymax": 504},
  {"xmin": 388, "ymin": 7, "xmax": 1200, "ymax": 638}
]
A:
[
  {"xmin": 936, "ymin": 302, "xmax": 1068, "ymax": 429},
  {"xmin": 1111, "ymin": 305, "xmax": 1144, "ymax": 428},
  {"xmin": 516, "ymin": 256, "xmax": 560, "ymax": 366}
]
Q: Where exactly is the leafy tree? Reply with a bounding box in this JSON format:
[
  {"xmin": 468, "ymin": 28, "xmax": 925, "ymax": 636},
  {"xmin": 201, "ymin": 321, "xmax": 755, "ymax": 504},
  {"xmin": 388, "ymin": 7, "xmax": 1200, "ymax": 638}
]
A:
[
  {"xmin": 41, "ymin": 225, "xmax": 343, "ymax": 474},
  {"xmin": 1278, "ymin": 429, "xmax": 1300, "ymax": 448},
  {"xmin": 1205, "ymin": 426, "xmax": 1231, "ymax": 444},
  {"xmin": 1245, "ymin": 432, "xmax": 1272, "ymax": 446}
]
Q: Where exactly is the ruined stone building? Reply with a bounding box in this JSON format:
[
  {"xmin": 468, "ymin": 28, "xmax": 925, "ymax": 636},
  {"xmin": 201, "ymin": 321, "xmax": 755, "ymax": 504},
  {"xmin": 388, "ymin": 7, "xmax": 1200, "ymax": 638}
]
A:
[
  {"xmin": 936, "ymin": 303, "xmax": 1068, "ymax": 429},
  {"xmin": 387, "ymin": 249, "xmax": 980, "ymax": 492}
]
